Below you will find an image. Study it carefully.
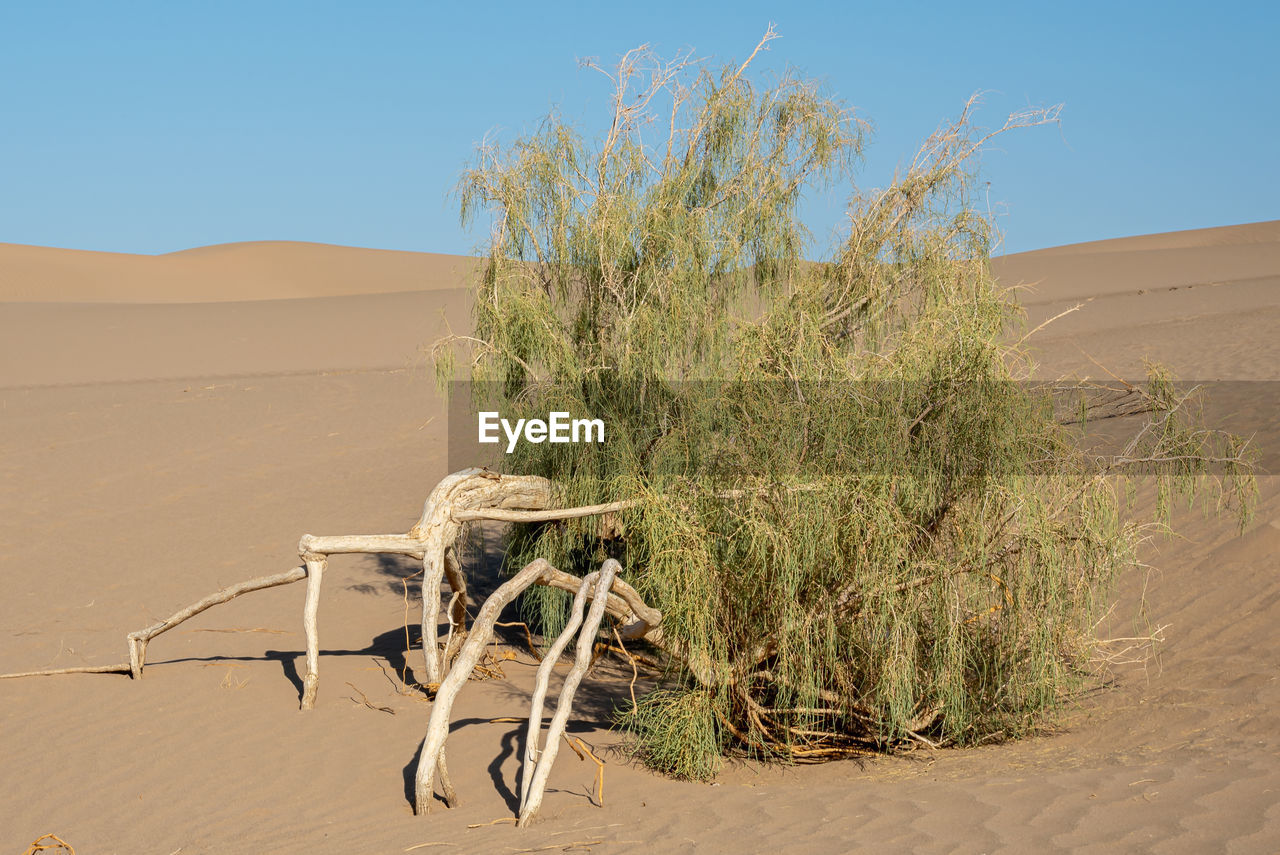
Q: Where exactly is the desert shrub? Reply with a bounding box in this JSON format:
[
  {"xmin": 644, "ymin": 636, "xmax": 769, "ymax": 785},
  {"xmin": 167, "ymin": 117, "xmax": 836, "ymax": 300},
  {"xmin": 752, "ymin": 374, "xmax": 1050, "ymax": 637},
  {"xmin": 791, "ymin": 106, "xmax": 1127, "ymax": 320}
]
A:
[{"xmin": 437, "ymin": 30, "xmax": 1254, "ymax": 777}]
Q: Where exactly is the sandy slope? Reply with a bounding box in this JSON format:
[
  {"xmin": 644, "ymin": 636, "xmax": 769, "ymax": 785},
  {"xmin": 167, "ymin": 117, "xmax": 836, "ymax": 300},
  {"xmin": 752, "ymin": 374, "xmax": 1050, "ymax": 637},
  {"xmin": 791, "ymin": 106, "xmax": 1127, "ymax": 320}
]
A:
[
  {"xmin": 0, "ymin": 240, "xmax": 478, "ymax": 303},
  {"xmin": 992, "ymin": 221, "xmax": 1280, "ymax": 379},
  {"xmin": 1, "ymin": 224, "xmax": 1277, "ymax": 854},
  {"xmin": 0, "ymin": 291, "xmax": 471, "ymax": 387}
]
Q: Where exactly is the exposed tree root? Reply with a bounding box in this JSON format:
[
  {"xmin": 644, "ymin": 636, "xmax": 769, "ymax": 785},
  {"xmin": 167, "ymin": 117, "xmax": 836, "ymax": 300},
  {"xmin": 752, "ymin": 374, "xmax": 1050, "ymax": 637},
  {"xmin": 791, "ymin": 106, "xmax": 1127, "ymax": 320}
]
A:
[
  {"xmin": 1, "ymin": 664, "xmax": 131, "ymax": 680},
  {"xmin": 0, "ymin": 467, "xmax": 666, "ymax": 825},
  {"xmin": 519, "ymin": 567, "xmax": 604, "ymax": 815},
  {"xmin": 519, "ymin": 561, "xmax": 617, "ymax": 826},
  {"xmin": 0, "ymin": 566, "xmax": 308, "ymax": 682},
  {"xmin": 414, "ymin": 558, "xmax": 560, "ymax": 813}
]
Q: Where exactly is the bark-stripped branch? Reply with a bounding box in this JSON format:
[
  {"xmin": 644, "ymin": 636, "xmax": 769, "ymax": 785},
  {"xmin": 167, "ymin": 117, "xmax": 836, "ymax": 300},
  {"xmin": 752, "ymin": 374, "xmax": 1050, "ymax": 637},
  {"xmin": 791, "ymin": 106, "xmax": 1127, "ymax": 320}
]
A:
[{"xmin": 519, "ymin": 560, "xmax": 618, "ymax": 826}]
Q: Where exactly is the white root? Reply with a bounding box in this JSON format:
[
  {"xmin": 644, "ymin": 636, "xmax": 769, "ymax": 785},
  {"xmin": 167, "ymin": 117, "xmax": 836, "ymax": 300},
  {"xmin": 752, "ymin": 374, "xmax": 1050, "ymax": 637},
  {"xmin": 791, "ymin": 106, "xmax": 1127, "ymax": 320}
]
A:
[
  {"xmin": 538, "ymin": 566, "xmax": 662, "ymax": 644},
  {"xmin": 519, "ymin": 571, "xmax": 598, "ymax": 808},
  {"xmin": 129, "ymin": 565, "xmax": 312, "ymax": 680},
  {"xmin": 518, "ymin": 560, "xmax": 617, "ymax": 827},
  {"xmin": 413, "ymin": 557, "xmax": 557, "ymax": 814},
  {"xmin": 1, "ymin": 468, "xmax": 667, "ymax": 826},
  {"xmin": 0, "ymin": 566, "xmax": 312, "ymax": 682},
  {"xmin": 0, "ymin": 663, "xmax": 132, "ymax": 679},
  {"xmin": 300, "ymin": 554, "xmax": 327, "ymax": 710},
  {"xmin": 410, "ymin": 470, "xmax": 558, "ymax": 687},
  {"xmin": 450, "ymin": 499, "xmax": 637, "ymax": 523}
]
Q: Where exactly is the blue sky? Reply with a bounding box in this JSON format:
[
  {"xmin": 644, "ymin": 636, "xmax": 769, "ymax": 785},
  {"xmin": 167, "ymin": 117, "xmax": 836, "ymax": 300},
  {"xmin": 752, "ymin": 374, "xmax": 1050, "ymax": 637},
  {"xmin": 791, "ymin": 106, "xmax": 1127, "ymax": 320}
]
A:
[{"xmin": 1, "ymin": 1, "xmax": 1276, "ymax": 257}]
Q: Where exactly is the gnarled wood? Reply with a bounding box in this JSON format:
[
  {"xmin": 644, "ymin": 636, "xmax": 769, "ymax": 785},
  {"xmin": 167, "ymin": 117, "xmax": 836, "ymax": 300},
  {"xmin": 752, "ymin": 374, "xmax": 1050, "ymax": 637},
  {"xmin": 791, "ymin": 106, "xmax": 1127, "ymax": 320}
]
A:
[
  {"xmin": 409, "ymin": 470, "xmax": 558, "ymax": 687},
  {"xmin": 413, "ymin": 557, "xmax": 558, "ymax": 814},
  {"xmin": 128, "ymin": 565, "xmax": 311, "ymax": 679},
  {"xmin": 519, "ymin": 570, "xmax": 598, "ymax": 808},
  {"xmin": 300, "ymin": 555, "xmax": 327, "ymax": 710},
  {"xmin": 0, "ymin": 467, "xmax": 668, "ymax": 828},
  {"xmin": 519, "ymin": 560, "xmax": 618, "ymax": 825}
]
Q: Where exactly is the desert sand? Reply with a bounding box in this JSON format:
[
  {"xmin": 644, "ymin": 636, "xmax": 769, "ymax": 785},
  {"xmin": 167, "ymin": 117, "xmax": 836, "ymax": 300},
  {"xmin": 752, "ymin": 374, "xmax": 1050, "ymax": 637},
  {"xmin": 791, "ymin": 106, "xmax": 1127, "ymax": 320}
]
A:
[{"xmin": 1, "ymin": 224, "xmax": 1277, "ymax": 853}]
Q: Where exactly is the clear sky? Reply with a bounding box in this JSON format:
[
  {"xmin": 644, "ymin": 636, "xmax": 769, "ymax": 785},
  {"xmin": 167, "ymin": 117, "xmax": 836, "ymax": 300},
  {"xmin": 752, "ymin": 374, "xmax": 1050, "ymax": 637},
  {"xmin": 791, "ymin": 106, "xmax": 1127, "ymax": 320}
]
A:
[{"xmin": 2, "ymin": 1, "xmax": 1276, "ymax": 257}]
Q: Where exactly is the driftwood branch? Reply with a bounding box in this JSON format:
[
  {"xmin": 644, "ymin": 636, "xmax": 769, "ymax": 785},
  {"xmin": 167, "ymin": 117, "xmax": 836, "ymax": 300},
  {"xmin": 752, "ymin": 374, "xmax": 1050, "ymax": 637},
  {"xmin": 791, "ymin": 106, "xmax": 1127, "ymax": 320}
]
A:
[
  {"xmin": 0, "ymin": 566, "xmax": 310, "ymax": 682},
  {"xmin": 299, "ymin": 555, "xmax": 327, "ymax": 709},
  {"xmin": 0, "ymin": 663, "xmax": 132, "ymax": 680},
  {"xmin": 413, "ymin": 558, "xmax": 558, "ymax": 814},
  {"xmin": 519, "ymin": 560, "xmax": 618, "ymax": 826},
  {"xmin": 1, "ymin": 467, "xmax": 668, "ymax": 826},
  {"xmin": 519, "ymin": 569, "xmax": 600, "ymax": 809},
  {"xmin": 450, "ymin": 499, "xmax": 637, "ymax": 523},
  {"xmin": 407, "ymin": 469, "xmax": 558, "ymax": 688}
]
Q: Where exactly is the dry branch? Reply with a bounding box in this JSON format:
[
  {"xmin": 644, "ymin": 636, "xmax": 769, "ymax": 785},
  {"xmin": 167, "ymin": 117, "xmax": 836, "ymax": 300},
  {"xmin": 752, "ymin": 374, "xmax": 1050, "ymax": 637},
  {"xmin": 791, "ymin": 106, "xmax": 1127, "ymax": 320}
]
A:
[
  {"xmin": 520, "ymin": 569, "xmax": 601, "ymax": 808},
  {"xmin": 1, "ymin": 465, "xmax": 667, "ymax": 825},
  {"xmin": 299, "ymin": 555, "xmax": 327, "ymax": 709},
  {"xmin": 519, "ymin": 561, "xmax": 618, "ymax": 827},
  {"xmin": 450, "ymin": 499, "xmax": 637, "ymax": 523},
  {"xmin": 567, "ymin": 736, "xmax": 606, "ymax": 807},
  {"xmin": 23, "ymin": 834, "xmax": 76, "ymax": 855},
  {"xmin": 0, "ymin": 663, "xmax": 130, "ymax": 680},
  {"xmin": 128, "ymin": 565, "xmax": 309, "ymax": 680},
  {"xmin": 414, "ymin": 557, "xmax": 559, "ymax": 814}
]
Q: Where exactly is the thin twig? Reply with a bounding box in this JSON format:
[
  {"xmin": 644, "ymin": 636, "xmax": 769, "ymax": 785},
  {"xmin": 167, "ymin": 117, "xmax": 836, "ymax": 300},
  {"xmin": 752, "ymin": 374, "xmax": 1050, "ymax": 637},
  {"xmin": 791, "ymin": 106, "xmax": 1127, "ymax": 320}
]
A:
[
  {"xmin": 345, "ymin": 681, "xmax": 395, "ymax": 715},
  {"xmin": 497, "ymin": 620, "xmax": 543, "ymax": 661},
  {"xmin": 466, "ymin": 818, "xmax": 517, "ymax": 828},
  {"xmin": 612, "ymin": 626, "xmax": 640, "ymax": 707},
  {"xmin": 567, "ymin": 736, "xmax": 606, "ymax": 807}
]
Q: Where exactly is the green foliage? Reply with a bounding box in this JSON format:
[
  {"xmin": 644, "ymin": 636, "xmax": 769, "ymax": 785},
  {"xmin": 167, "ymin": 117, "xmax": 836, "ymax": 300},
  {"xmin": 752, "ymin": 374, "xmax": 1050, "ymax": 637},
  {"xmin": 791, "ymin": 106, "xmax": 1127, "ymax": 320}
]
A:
[
  {"xmin": 617, "ymin": 688, "xmax": 726, "ymax": 781},
  {"xmin": 438, "ymin": 32, "xmax": 1255, "ymax": 770}
]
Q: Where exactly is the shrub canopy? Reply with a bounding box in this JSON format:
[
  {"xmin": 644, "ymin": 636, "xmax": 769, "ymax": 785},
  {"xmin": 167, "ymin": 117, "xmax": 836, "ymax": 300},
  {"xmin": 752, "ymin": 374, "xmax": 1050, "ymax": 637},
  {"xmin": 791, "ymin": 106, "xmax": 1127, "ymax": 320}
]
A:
[{"xmin": 438, "ymin": 31, "xmax": 1254, "ymax": 778}]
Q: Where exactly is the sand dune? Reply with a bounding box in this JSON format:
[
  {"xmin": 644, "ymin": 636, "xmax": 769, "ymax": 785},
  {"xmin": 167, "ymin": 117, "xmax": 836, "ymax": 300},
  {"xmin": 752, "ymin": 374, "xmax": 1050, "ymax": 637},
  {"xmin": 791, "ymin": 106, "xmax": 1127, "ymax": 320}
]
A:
[
  {"xmin": 0, "ymin": 239, "xmax": 478, "ymax": 303},
  {"xmin": 0, "ymin": 290, "xmax": 471, "ymax": 387},
  {"xmin": 994, "ymin": 221, "xmax": 1280, "ymax": 380},
  {"xmin": 0, "ymin": 239, "xmax": 477, "ymax": 386},
  {"xmin": 1009, "ymin": 219, "xmax": 1280, "ymax": 256},
  {"xmin": 1, "ymin": 225, "xmax": 1277, "ymax": 853}
]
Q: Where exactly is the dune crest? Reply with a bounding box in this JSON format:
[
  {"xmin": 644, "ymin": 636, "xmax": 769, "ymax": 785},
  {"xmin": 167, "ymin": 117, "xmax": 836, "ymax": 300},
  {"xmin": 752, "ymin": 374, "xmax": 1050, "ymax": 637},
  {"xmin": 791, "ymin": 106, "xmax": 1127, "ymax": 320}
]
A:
[{"xmin": 0, "ymin": 239, "xmax": 479, "ymax": 303}]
